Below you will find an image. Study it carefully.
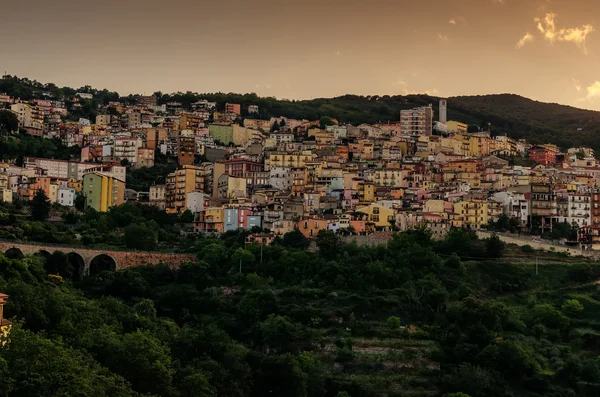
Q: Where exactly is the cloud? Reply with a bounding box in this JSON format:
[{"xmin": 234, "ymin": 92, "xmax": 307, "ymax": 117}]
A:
[
  {"xmin": 573, "ymin": 78, "xmax": 582, "ymax": 92},
  {"xmin": 392, "ymin": 79, "xmax": 407, "ymax": 87},
  {"xmin": 493, "ymin": 0, "xmax": 504, "ymax": 4},
  {"xmin": 586, "ymin": 81, "xmax": 600, "ymax": 100},
  {"xmin": 334, "ymin": 49, "xmax": 342, "ymax": 56},
  {"xmin": 516, "ymin": 33, "xmax": 534, "ymax": 48},
  {"xmin": 534, "ymin": 13, "xmax": 594, "ymax": 51},
  {"xmin": 448, "ymin": 16, "xmax": 466, "ymax": 26},
  {"xmin": 438, "ymin": 34, "xmax": 449, "ymax": 41}
]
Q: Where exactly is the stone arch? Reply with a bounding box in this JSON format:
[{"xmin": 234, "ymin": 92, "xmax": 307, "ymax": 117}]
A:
[
  {"xmin": 89, "ymin": 254, "xmax": 117, "ymax": 276},
  {"xmin": 67, "ymin": 252, "xmax": 85, "ymax": 281},
  {"xmin": 5, "ymin": 247, "xmax": 24, "ymax": 259},
  {"xmin": 35, "ymin": 250, "xmax": 51, "ymax": 261}
]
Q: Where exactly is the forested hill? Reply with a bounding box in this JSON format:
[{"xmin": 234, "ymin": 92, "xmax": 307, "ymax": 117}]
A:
[{"xmin": 2, "ymin": 75, "xmax": 600, "ymax": 149}]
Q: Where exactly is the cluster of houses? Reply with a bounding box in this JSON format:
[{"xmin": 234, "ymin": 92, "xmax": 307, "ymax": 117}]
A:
[{"xmin": 3, "ymin": 90, "xmax": 600, "ymax": 248}]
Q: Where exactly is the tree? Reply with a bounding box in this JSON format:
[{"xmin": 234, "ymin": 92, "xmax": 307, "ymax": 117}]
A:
[
  {"xmin": 0, "ymin": 110, "xmax": 18, "ymax": 133},
  {"xmin": 315, "ymin": 229, "xmax": 341, "ymax": 258},
  {"xmin": 31, "ymin": 189, "xmax": 51, "ymax": 221},
  {"xmin": 485, "ymin": 234, "xmax": 505, "ymax": 258},
  {"xmin": 319, "ymin": 116, "xmax": 335, "ymax": 129},
  {"xmin": 124, "ymin": 224, "xmax": 157, "ymax": 250},
  {"xmin": 282, "ymin": 230, "xmax": 310, "ymax": 250},
  {"xmin": 562, "ymin": 299, "xmax": 584, "ymax": 317},
  {"xmin": 387, "ymin": 316, "xmax": 401, "ymax": 330}
]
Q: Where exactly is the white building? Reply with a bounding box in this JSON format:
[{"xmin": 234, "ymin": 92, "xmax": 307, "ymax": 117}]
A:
[
  {"xmin": 58, "ymin": 187, "xmax": 75, "ymax": 207},
  {"xmin": 187, "ymin": 192, "xmax": 209, "ymax": 213},
  {"xmin": 491, "ymin": 189, "xmax": 530, "ymax": 227},
  {"xmin": 10, "ymin": 103, "xmax": 43, "ymax": 132},
  {"xmin": 114, "ymin": 138, "xmax": 142, "ymax": 164},
  {"xmin": 269, "ymin": 167, "xmax": 291, "ymax": 190}
]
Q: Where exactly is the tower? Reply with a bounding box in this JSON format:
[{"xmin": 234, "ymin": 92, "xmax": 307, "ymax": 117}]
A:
[{"xmin": 439, "ymin": 99, "xmax": 447, "ymax": 123}]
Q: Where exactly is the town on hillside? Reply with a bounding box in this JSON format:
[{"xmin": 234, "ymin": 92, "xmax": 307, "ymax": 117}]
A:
[{"xmin": 1, "ymin": 83, "xmax": 599, "ymax": 249}]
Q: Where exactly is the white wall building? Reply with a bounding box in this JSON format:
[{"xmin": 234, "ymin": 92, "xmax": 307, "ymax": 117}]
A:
[
  {"xmin": 187, "ymin": 192, "xmax": 208, "ymax": 213},
  {"xmin": 58, "ymin": 187, "xmax": 75, "ymax": 207}
]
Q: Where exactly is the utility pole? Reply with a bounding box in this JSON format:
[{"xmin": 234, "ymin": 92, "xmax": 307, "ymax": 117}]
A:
[{"xmin": 535, "ymin": 257, "xmax": 539, "ymax": 276}]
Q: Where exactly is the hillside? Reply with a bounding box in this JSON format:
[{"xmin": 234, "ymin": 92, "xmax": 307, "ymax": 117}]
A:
[{"xmin": 2, "ymin": 75, "xmax": 600, "ymax": 149}]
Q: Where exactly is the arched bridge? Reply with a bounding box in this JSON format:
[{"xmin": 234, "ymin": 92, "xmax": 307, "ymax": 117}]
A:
[{"xmin": 0, "ymin": 240, "xmax": 197, "ymax": 279}]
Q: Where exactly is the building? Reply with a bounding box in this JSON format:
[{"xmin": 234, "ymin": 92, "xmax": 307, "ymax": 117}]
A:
[
  {"xmin": 96, "ymin": 114, "xmax": 111, "ymax": 125},
  {"xmin": 83, "ymin": 172, "xmax": 125, "ymax": 212},
  {"xmin": 454, "ymin": 199, "xmax": 489, "ymax": 229},
  {"xmin": 400, "ymin": 106, "xmax": 433, "ymax": 136},
  {"xmin": 114, "ymin": 138, "xmax": 142, "ymax": 164},
  {"xmin": 439, "ymin": 99, "xmax": 447, "ymax": 123},
  {"xmin": 11, "ymin": 103, "xmax": 43, "ymax": 135},
  {"xmin": 137, "ymin": 95, "xmax": 157, "ymax": 107},
  {"xmin": 529, "ymin": 145, "xmax": 559, "ymax": 166},
  {"xmin": 208, "ymin": 124, "xmax": 234, "ymax": 145},
  {"xmin": 187, "ymin": 192, "xmax": 209, "ymax": 213},
  {"xmin": 225, "ymin": 103, "xmax": 241, "ymax": 115},
  {"xmin": 0, "ymin": 292, "xmax": 10, "ymax": 344},
  {"xmin": 178, "ymin": 136, "xmax": 196, "ymax": 166},
  {"xmin": 248, "ymin": 105, "xmax": 259, "ymax": 114},
  {"xmin": 529, "ymin": 184, "xmax": 557, "ymax": 233},
  {"xmin": 58, "ymin": 187, "xmax": 75, "ymax": 207},
  {"xmin": 445, "ymin": 120, "xmax": 468, "ymax": 133},
  {"xmin": 0, "ymin": 163, "xmax": 11, "ymax": 203},
  {"xmin": 136, "ymin": 148, "xmax": 155, "ymax": 168},
  {"xmin": 179, "ymin": 113, "xmax": 204, "ymax": 131},
  {"xmin": 165, "ymin": 165, "xmax": 207, "ymax": 214},
  {"xmin": 149, "ymin": 185, "xmax": 166, "ymax": 210}
]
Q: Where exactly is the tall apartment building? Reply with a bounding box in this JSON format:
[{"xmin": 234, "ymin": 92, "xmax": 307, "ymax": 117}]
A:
[
  {"xmin": 83, "ymin": 172, "xmax": 125, "ymax": 212},
  {"xmin": 400, "ymin": 106, "xmax": 433, "ymax": 136},
  {"xmin": 178, "ymin": 136, "xmax": 196, "ymax": 166},
  {"xmin": 11, "ymin": 103, "xmax": 43, "ymax": 135},
  {"xmin": 165, "ymin": 165, "xmax": 208, "ymax": 214},
  {"xmin": 179, "ymin": 113, "xmax": 204, "ymax": 131},
  {"xmin": 114, "ymin": 138, "xmax": 142, "ymax": 164}
]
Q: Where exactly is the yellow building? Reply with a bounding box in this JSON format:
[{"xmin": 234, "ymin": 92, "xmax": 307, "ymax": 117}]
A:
[
  {"xmin": 370, "ymin": 169, "xmax": 404, "ymax": 187},
  {"xmin": 357, "ymin": 182, "xmax": 375, "ymax": 204},
  {"xmin": 68, "ymin": 178, "xmax": 82, "ymax": 192},
  {"xmin": 454, "ymin": 200, "xmax": 489, "ymax": 229},
  {"xmin": 166, "ymin": 165, "xmax": 207, "ymax": 214},
  {"xmin": 355, "ymin": 204, "xmax": 395, "ymax": 229},
  {"xmin": 0, "ymin": 293, "xmax": 10, "ymax": 345},
  {"xmin": 204, "ymin": 207, "xmax": 224, "ymax": 232},
  {"xmin": 446, "ymin": 120, "xmax": 468, "ymax": 133},
  {"xmin": 424, "ymin": 199, "xmax": 449, "ymax": 218},
  {"xmin": 83, "ymin": 172, "xmax": 125, "ymax": 212},
  {"xmin": 267, "ymin": 151, "xmax": 316, "ymax": 169}
]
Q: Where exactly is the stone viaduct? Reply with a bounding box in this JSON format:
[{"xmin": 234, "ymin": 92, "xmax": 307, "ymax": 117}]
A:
[{"xmin": 0, "ymin": 240, "xmax": 197, "ymax": 279}]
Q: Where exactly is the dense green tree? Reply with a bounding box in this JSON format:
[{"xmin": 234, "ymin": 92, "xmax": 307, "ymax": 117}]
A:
[
  {"xmin": 315, "ymin": 229, "xmax": 341, "ymax": 258},
  {"xmin": 561, "ymin": 299, "xmax": 584, "ymax": 317},
  {"xmin": 0, "ymin": 110, "xmax": 18, "ymax": 133},
  {"xmin": 282, "ymin": 230, "xmax": 310, "ymax": 250},
  {"xmin": 30, "ymin": 189, "xmax": 51, "ymax": 221},
  {"xmin": 124, "ymin": 224, "xmax": 158, "ymax": 250},
  {"xmin": 485, "ymin": 234, "xmax": 505, "ymax": 258}
]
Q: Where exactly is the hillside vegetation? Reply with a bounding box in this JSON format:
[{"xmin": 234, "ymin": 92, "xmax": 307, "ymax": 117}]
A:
[
  {"xmin": 2, "ymin": 75, "xmax": 599, "ymax": 149},
  {"xmin": 2, "ymin": 229, "xmax": 600, "ymax": 396}
]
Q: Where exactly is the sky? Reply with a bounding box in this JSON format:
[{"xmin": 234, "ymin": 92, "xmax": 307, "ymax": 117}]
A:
[{"xmin": 2, "ymin": 0, "xmax": 600, "ymax": 109}]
